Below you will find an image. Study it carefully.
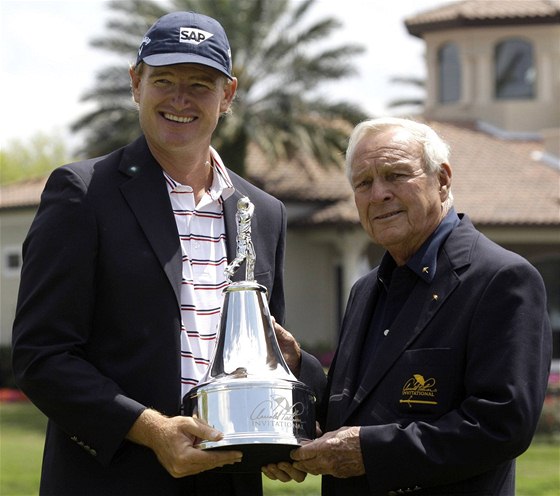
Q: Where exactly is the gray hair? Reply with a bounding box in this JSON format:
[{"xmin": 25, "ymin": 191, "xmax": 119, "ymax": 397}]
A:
[{"xmin": 345, "ymin": 117, "xmax": 451, "ymax": 180}]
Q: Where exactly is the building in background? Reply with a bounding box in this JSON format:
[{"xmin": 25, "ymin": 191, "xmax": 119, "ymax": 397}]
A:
[
  {"xmin": 1, "ymin": 0, "xmax": 559, "ymax": 370},
  {"xmin": 267, "ymin": 0, "xmax": 560, "ymax": 364}
]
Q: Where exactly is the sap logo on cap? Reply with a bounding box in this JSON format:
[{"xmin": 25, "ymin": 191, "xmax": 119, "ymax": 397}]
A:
[{"xmin": 179, "ymin": 27, "xmax": 214, "ymax": 45}]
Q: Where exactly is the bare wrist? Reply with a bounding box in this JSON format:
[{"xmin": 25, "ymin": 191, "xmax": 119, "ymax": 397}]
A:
[{"xmin": 126, "ymin": 408, "xmax": 165, "ymax": 448}]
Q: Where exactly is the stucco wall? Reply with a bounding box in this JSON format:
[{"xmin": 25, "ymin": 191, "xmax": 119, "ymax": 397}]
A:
[
  {"xmin": 423, "ymin": 24, "xmax": 560, "ymax": 133},
  {"xmin": 0, "ymin": 209, "xmax": 36, "ymax": 345}
]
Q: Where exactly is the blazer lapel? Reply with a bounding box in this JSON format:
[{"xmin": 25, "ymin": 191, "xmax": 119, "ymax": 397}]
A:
[
  {"xmin": 345, "ymin": 251, "xmax": 463, "ymax": 422},
  {"xmin": 118, "ymin": 138, "xmax": 182, "ymax": 305},
  {"xmin": 329, "ymin": 274, "xmax": 379, "ymax": 419}
]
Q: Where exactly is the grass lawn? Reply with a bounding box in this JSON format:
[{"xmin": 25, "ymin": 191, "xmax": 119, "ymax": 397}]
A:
[
  {"xmin": 1, "ymin": 401, "xmax": 558, "ymax": 495},
  {"xmin": 0, "ymin": 402, "xmax": 46, "ymax": 496},
  {"xmin": 516, "ymin": 437, "xmax": 560, "ymax": 496}
]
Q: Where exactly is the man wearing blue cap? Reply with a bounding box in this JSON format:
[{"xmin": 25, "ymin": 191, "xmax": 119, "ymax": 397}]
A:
[{"xmin": 12, "ymin": 11, "xmax": 325, "ymax": 496}]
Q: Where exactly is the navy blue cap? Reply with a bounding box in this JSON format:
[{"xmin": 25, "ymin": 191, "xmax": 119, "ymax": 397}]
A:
[{"xmin": 136, "ymin": 12, "xmax": 233, "ymax": 79}]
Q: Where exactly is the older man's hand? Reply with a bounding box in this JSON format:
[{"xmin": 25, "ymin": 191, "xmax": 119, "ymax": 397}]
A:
[
  {"xmin": 272, "ymin": 318, "xmax": 301, "ymax": 377},
  {"xmin": 262, "ymin": 461, "xmax": 308, "ymax": 483},
  {"xmin": 291, "ymin": 426, "xmax": 365, "ymax": 478}
]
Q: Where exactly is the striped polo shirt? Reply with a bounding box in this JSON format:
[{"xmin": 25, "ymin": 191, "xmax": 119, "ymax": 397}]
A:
[{"xmin": 163, "ymin": 150, "xmax": 235, "ymax": 400}]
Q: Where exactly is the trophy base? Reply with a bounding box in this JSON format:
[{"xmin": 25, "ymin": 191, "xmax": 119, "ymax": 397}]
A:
[
  {"xmin": 184, "ymin": 378, "xmax": 316, "ymax": 473},
  {"xmin": 205, "ymin": 442, "xmax": 300, "ymax": 473}
]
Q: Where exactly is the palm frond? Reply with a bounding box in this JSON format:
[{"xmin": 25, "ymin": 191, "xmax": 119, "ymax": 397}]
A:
[{"xmin": 72, "ymin": 0, "xmax": 368, "ymax": 176}]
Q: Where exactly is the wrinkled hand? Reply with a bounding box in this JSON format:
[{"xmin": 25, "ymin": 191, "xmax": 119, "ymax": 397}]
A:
[
  {"xmin": 127, "ymin": 409, "xmax": 242, "ymax": 477},
  {"xmin": 291, "ymin": 426, "xmax": 365, "ymax": 478},
  {"xmin": 262, "ymin": 422, "xmax": 323, "ymax": 483},
  {"xmin": 262, "ymin": 461, "xmax": 308, "ymax": 483},
  {"xmin": 272, "ymin": 318, "xmax": 301, "ymax": 377}
]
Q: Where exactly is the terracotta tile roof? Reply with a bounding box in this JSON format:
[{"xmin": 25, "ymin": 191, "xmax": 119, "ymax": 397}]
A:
[
  {"xmin": 0, "ymin": 176, "xmax": 47, "ymax": 209},
  {"xmin": 431, "ymin": 120, "xmax": 559, "ymax": 226},
  {"xmin": 2, "ymin": 122, "xmax": 559, "ymax": 228},
  {"xmin": 275, "ymin": 120, "xmax": 560, "ymax": 228},
  {"xmin": 405, "ymin": 0, "xmax": 560, "ymax": 37},
  {"xmin": 245, "ymin": 143, "xmax": 352, "ymax": 202},
  {"xmin": 295, "ymin": 197, "xmax": 358, "ymax": 226}
]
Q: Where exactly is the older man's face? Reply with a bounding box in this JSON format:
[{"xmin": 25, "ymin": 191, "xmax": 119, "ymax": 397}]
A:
[{"xmin": 350, "ymin": 128, "xmax": 451, "ymax": 265}]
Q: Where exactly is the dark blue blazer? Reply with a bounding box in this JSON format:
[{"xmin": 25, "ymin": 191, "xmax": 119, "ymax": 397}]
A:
[
  {"xmin": 321, "ymin": 215, "xmax": 551, "ymax": 495},
  {"xmin": 12, "ymin": 136, "xmax": 325, "ymax": 496}
]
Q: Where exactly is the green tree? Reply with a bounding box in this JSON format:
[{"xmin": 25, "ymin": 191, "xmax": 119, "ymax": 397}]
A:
[
  {"xmin": 72, "ymin": 0, "xmax": 367, "ymax": 176},
  {"xmin": 0, "ymin": 133, "xmax": 70, "ymax": 185}
]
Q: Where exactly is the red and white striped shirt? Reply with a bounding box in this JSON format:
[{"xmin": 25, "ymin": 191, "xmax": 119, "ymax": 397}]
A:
[{"xmin": 164, "ymin": 149, "xmax": 235, "ymax": 400}]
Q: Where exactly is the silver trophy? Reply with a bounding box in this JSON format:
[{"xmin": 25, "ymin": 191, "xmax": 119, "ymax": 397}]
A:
[{"xmin": 183, "ymin": 196, "xmax": 316, "ymax": 472}]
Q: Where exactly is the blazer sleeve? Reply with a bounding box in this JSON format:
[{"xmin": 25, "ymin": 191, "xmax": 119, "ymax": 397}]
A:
[
  {"xmin": 12, "ymin": 166, "xmax": 145, "ymax": 466},
  {"xmin": 299, "ymin": 351, "xmax": 327, "ymax": 408},
  {"xmin": 266, "ymin": 199, "xmax": 287, "ymax": 326}
]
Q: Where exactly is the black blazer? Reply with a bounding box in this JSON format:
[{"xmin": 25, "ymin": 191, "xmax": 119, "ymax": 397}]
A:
[
  {"xmin": 12, "ymin": 136, "xmax": 325, "ymax": 496},
  {"xmin": 320, "ymin": 215, "xmax": 551, "ymax": 495}
]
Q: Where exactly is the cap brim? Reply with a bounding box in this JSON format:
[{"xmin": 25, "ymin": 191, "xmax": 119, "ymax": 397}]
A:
[{"xmin": 141, "ymin": 53, "xmax": 233, "ymax": 79}]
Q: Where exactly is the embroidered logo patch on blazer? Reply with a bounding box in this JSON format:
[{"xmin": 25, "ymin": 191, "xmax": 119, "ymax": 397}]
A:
[{"xmin": 399, "ymin": 374, "xmax": 438, "ymax": 407}]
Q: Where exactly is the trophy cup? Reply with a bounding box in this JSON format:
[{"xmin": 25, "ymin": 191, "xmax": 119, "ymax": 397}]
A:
[{"xmin": 183, "ymin": 196, "xmax": 316, "ymax": 472}]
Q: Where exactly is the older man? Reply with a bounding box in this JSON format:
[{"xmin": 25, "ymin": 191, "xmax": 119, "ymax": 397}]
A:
[{"xmin": 264, "ymin": 117, "xmax": 551, "ymax": 495}]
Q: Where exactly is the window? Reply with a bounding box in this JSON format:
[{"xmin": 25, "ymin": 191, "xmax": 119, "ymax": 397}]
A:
[
  {"xmin": 495, "ymin": 38, "xmax": 535, "ymax": 99},
  {"xmin": 438, "ymin": 42, "xmax": 461, "ymax": 103},
  {"xmin": 3, "ymin": 246, "xmax": 22, "ymax": 278},
  {"xmin": 534, "ymin": 257, "xmax": 560, "ymax": 363}
]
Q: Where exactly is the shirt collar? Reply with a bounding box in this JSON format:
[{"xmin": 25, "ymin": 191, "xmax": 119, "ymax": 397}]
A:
[
  {"xmin": 208, "ymin": 147, "xmax": 235, "ymax": 202},
  {"xmin": 407, "ymin": 207, "xmax": 460, "ymax": 282},
  {"xmin": 377, "ymin": 252, "xmax": 398, "ymax": 291},
  {"xmin": 378, "ymin": 208, "xmax": 460, "ymax": 287},
  {"xmin": 161, "ymin": 147, "xmax": 236, "ymax": 202}
]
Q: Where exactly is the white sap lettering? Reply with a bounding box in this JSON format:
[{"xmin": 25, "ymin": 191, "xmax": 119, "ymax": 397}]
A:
[{"xmin": 179, "ymin": 28, "xmax": 213, "ymax": 45}]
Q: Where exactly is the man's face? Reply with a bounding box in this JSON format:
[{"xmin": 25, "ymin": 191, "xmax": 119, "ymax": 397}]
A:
[
  {"xmin": 129, "ymin": 63, "xmax": 237, "ymax": 155},
  {"xmin": 350, "ymin": 127, "xmax": 451, "ymax": 264}
]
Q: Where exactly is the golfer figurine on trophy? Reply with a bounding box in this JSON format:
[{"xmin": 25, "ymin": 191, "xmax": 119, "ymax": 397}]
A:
[
  {"xmin": 224, "ymin": 196, "xmax": 255, "ymax": 282},
  {"xmin": 183, "ymin": 195, "xmax": 316, "ymax": 472}
]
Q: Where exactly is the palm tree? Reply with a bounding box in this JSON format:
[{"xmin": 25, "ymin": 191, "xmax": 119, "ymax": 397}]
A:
[
  {"xmin": 72, "ymin": 0, "xmax": 367, "ymax": 176},
  {"xmin": 386, "ymin": 75, "xmax": 426, "ymax": 113}
]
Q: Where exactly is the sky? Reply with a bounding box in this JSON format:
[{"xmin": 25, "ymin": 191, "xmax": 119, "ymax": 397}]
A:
[{"xmin": 0, "ymin": 0, "xmax": 445, "ymax": 151}]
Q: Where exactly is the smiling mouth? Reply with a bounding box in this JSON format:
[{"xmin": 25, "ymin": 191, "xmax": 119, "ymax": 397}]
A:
[{"xmin": 162, "ymin": 113, "xmax": 195, "ymax": 124}]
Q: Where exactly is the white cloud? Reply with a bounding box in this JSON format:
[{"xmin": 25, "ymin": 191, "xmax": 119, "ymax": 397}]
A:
[{"xmin": 1, "ymin": 0, "xmax": 111, "ymax": 147}]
